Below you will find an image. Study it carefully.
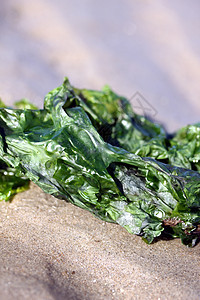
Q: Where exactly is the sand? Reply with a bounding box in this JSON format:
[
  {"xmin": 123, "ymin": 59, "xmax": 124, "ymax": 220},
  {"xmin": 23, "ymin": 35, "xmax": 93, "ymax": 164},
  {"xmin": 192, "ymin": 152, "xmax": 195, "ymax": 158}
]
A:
[
  {"xmin": 0, "ymin": 183, "xmax": 200, "ymax": 300},
  {"xmin": 0, "ymin": 1, "xmax": 200, "ymax": 299}
]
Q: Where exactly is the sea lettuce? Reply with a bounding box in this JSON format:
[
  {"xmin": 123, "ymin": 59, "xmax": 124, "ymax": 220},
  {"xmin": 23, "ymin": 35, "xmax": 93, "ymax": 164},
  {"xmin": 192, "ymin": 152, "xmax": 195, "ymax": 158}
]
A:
[
  {"xmin": 0, "ymin": 79, "xmax": 199, "ymax": 246},
  {"xmin": 0, "ymin": 99, "xmax": 31, "ymax": 201},
  {"xmin": 168, "ymin": 123, "xmax": 200, "ymax": 171},
  {"xmin": 62, "ymin": 78, "xmax": 168, "ymax": 160}
]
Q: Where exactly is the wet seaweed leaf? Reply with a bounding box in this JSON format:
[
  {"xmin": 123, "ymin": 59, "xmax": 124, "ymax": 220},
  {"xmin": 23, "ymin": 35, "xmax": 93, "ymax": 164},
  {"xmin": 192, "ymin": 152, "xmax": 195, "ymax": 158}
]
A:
[
  {"xmin": 0, "ymin": 79, "xmax": 199, "ymax": 246},
  {"xmin": 0, "ymin": 99, "xmax": 31, "ymax": 201}
]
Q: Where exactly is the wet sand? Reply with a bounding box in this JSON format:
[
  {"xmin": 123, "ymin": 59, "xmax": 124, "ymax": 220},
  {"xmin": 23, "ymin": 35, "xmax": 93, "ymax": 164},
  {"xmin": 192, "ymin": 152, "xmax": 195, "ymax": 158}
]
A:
[{"xmin": 0, "ymin": 183, "xmax": 200, "ymax": 300}]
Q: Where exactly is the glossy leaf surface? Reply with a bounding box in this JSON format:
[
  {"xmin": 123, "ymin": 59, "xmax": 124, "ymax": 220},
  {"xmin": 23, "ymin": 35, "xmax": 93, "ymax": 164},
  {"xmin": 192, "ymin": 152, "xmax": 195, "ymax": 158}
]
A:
[{"xmin": 0, "ymin": 80, "xmax": 199, "ymax": 246}]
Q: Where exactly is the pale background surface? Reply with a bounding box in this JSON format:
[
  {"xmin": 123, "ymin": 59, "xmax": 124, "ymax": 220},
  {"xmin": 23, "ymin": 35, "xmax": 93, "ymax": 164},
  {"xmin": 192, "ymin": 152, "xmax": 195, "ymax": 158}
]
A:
[
  {"xmin": 0, "ymin": 1, "xmax": 200, "ymax": 299},
  {"xmin": 1, "ymin": 0, "xmax": 200, "ymax": 131}
]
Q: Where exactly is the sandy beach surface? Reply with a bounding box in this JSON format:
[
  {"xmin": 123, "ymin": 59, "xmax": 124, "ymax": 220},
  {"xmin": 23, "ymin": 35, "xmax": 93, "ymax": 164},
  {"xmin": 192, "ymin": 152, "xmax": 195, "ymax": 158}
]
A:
[
  {"xmin": 0, "ymin": 183, "xmax": 200, "ymax": 300},
  {"xmin": 0, "ymin": 1, "xmax": 200, "ymax": 299}
]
